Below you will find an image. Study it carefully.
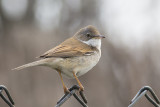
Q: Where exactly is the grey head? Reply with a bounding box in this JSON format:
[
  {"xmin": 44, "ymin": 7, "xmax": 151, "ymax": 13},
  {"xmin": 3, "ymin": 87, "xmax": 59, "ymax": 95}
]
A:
[
  {"xmin": 75, "ymin": 25, "xmax": 105, "ymax": 41},
  {"xmin": 74, "ymin": 25, "xmax": 105, "ymax": 49}
]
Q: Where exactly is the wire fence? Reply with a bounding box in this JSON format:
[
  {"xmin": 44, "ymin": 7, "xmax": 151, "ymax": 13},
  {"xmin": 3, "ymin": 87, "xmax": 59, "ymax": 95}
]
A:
[
  {"xmin": 0, "ymin": 85, "xmax": 159, "ymax": 107},
  {"xmin": 128, "ymin": 86, "xmax": 160, "ymax": 107},
  {"xmin": 0, "ymin": 85, "xmax": 14, "ymax": 107}
]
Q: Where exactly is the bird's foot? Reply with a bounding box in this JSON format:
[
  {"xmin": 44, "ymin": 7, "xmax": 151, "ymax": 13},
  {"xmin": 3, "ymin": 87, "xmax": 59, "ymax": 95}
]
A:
[
  {"xmin": 79, "ymin": 86, "xmax": 84, "ymax": 92},
  {"xmin": 64, "ymin": 87, "xmax": 70, "ymax": 94}
]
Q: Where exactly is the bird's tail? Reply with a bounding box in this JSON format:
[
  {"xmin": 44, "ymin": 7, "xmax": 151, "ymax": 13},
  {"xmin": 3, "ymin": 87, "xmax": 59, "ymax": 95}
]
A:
[{"xmin": 12, "ymin": 59, "xmax": 48, "ymax": 70}]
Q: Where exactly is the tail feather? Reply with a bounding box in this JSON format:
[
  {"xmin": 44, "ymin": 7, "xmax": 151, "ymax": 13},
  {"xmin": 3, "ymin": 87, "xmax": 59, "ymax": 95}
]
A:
[{"xmin": 12, "ymin": 59, "xmax": 48, "ymax": 70}]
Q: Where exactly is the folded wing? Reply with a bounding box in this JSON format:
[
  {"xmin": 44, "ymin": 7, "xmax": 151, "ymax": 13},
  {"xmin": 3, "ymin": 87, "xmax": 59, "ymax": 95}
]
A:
[{"xmin": 39, "ymin": 37, "xmax": 96, "ymax": 58}]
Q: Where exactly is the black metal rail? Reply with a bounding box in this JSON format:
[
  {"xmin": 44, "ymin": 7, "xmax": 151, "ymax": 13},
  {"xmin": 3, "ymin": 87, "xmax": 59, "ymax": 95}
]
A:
[
  {"xmin": 55, "ymin": 85, "xmax": 88, "ymax": 107},
  {"xmin": 0, "ymin": 85, "xmax": 14, "ymax": 107},
  {"xmin": 129, "ymin": 86, "xmax": 160, "ymax": 107},
  {"xmin": 1, "ymin": 85, "xmax": 160, "ymax": 107}
]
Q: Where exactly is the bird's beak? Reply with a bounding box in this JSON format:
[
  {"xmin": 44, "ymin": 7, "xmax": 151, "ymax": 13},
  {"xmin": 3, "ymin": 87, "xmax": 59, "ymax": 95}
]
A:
[
  {"xmin": 99, "ymin": 35, "xmax": 105, "ymax": 38},
  {"xmin": 94, "ymin": 35, "xmax": 105, "ymax": 38}
]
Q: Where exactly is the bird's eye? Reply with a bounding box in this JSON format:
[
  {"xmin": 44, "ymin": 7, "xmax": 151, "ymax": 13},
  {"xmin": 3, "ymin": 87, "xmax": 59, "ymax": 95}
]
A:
[{"xmin": 86, "ymin": 33, "xmax": 91, "ymax": 37}]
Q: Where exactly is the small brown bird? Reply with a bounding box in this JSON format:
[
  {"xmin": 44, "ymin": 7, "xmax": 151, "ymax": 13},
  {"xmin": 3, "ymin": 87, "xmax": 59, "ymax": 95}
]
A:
[{"xmin": 13, "ymin": 25, "xmax": 105, "ymax": 93}]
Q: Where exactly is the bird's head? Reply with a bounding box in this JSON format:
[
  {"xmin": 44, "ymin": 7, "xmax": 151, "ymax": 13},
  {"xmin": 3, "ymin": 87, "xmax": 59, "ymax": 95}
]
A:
[{"xmin": 75, "ymin": 25, "xmax": 105, "ymax": 49}]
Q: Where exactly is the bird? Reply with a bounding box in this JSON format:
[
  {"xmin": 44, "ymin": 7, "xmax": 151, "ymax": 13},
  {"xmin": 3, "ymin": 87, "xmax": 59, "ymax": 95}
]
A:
[{"xmin": 13, "ymin": 25, "xmax": 105, "ymax": 93}]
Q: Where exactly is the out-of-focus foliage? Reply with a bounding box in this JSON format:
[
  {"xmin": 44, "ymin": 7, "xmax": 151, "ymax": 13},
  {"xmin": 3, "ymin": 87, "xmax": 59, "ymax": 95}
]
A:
[{"xmin": 0, "ymin": 0, "xmax": 160, "ymax": 107}]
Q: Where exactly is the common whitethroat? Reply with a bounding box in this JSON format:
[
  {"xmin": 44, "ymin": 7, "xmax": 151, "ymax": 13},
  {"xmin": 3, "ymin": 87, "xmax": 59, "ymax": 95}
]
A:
[{"xmin": 13, "ymin": 25, "xmax": 105, "ymax": 93}]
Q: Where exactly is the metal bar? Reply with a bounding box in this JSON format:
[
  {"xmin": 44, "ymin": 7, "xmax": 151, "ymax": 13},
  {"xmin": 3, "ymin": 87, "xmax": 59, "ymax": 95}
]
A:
[
  {"xmin": 80, "ymin": 91, "xmax": 87, "ymax": 104},
  {"xmin": 1, "ymin": 85, "xmax": 15, "ymax": 105},
  {"xmin": 145, "ymin": 94, "xmax": 159, "ymax": 107},
  {"xmin": 128, "ymin": 86, "xmax": 160, "ymax": 107},
  {"xmin": 0, "ymin": 85, "xmax": 15, "ymax": 107},
  {"xmin": 55, "ymin": 85, "xmax": 88, "ymax": 107},
  {"xmin": 73, "ymin": 93, "xmax": 88, "ymax": 107},
  {"xmin": 145, "ymin": 86, "xmax": 160, "ymax": 104},
  {"xmin": 55, "ymin": 90, "xmax": 76, "ymax": 107},
  {"xmin": 128, "ymin": 90, "xmax": 147, "ymax": 107}
]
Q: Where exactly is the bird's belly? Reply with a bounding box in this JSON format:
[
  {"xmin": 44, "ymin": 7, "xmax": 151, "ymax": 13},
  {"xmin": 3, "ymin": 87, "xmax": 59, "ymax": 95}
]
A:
[{"xmin": 55, "ymin": 54, "xmax": 100, "ymax": 79}]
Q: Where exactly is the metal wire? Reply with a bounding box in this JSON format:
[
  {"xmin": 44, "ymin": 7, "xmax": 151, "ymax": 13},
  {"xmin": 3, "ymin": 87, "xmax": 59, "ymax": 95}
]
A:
[
  {"xmin": 145, "ymin": 94, "xmax": 159, "ymax": 107},
  {"xmin": 128, "ymin": 86, "xmax": 160, "ymax": 107},
  {"xmin": 0, "ymin": 84, "xmax": 88, "ymax": 107},
  {"xmin": 55, "ymin": 85, "xmax": 88, "ymax": 107},
  {"xmin": 1, "ymin": 84, "xmax": 159, "ymax": 107},
  {"xmin": 0, "ymin": 85, "xmax": 15, "ymax": 107}
]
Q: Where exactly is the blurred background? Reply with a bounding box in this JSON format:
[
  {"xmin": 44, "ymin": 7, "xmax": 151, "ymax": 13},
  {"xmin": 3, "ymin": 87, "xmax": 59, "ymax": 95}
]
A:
[{"xmin": 0, "ymin": 0, "xmax": 160, "ymax": 107}]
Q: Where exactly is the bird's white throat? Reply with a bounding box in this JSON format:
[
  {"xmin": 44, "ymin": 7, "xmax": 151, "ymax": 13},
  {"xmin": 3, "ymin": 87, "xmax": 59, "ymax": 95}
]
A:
[{"xmin": 81, "ymin": 39, "xmax": 101, "ymax": 50}]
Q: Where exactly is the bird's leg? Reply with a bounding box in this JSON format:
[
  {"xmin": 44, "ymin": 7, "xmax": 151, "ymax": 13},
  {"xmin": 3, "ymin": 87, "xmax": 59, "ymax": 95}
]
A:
[
  {"xmin": 57, "ymin": 71, "xmax": 69, "ymax": 94},
  {"xmin": 73, "ymin": 72, "xmax": 84, "ymax": 91}
]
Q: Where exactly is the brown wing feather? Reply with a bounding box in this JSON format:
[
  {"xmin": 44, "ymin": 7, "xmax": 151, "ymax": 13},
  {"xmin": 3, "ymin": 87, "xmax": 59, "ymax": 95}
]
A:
[{"xmin": 39, "ymin": 37, "xmax": 95, "ymax": 58}]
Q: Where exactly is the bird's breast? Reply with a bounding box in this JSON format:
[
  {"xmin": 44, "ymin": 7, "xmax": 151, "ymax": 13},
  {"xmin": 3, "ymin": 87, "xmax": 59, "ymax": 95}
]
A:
[{"xmin": 54, "ymin": 51, "xmax": 101, "ymax": 78}]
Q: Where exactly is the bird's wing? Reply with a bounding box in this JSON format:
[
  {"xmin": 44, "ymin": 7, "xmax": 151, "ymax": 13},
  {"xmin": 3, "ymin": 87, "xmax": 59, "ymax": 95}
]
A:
[{"xmin": 39, "ymin": 37, "xmax": 96, "ymax": 58}]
